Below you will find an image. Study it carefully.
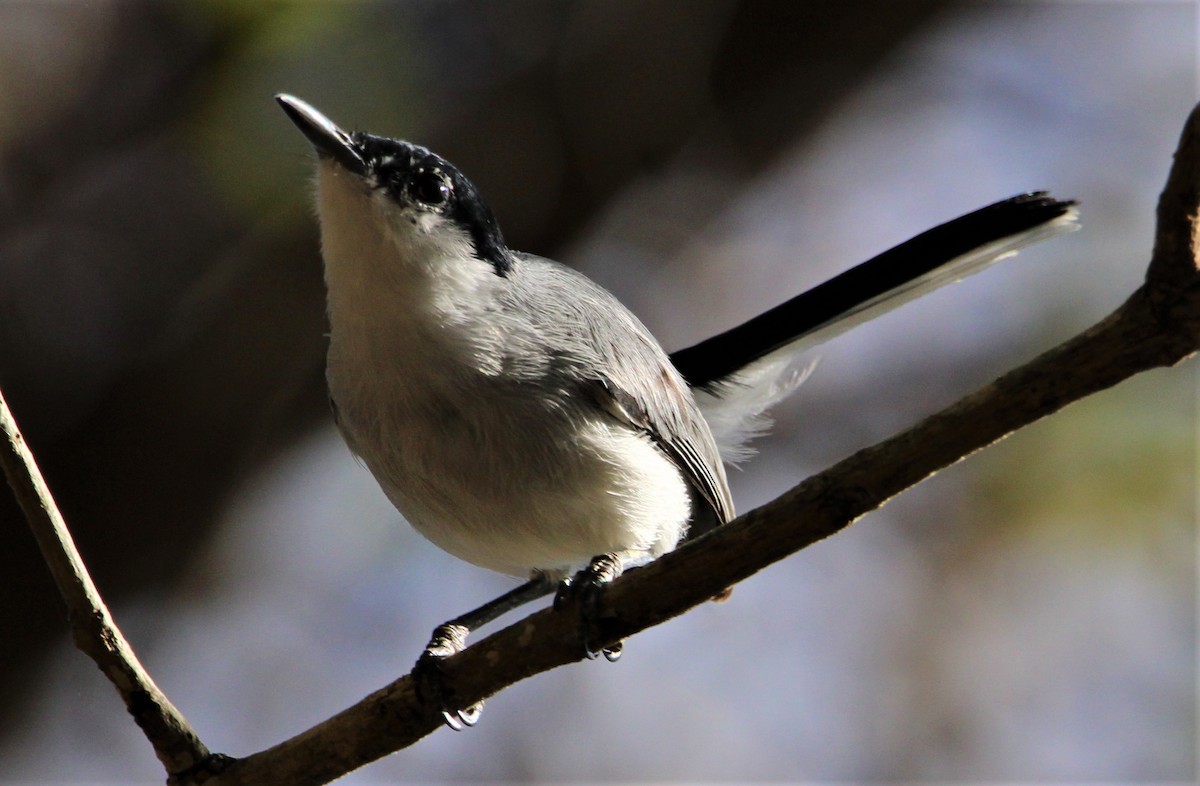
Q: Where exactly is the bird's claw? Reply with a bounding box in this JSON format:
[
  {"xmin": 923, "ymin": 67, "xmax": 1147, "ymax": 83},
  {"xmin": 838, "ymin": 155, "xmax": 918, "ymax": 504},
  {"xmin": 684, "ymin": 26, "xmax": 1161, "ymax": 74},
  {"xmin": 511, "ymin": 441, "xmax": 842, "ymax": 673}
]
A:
[
  {"xmin": 442, "ymin": 704, "xmax": 482, "ymax": 731},
  {"xmin": 584, "ymin": 639, "xmax": 623, "ymax": 662},
  {"xmin": 415, "ymin": 623, "xmax": 484, "ymax": 731},
  {"xmin": 558, "ymin": 553, "xmax": 626, "ymax": 660}
]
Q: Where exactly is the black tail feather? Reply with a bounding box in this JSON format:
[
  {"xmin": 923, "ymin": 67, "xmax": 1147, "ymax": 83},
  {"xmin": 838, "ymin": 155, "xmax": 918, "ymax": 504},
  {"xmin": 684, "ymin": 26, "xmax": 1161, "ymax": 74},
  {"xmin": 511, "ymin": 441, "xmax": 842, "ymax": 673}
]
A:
[{"xmin": 671, "ymin": 192, "xmax": 1077, "ymax": 389}]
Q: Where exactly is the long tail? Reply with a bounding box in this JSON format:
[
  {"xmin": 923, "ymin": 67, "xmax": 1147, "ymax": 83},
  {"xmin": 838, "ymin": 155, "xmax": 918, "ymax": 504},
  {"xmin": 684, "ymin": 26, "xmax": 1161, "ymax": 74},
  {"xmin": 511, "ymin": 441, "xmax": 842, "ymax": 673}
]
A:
[{"xmin": 672, "ymin": 192, "xmax": 1079, "ymax": 462}]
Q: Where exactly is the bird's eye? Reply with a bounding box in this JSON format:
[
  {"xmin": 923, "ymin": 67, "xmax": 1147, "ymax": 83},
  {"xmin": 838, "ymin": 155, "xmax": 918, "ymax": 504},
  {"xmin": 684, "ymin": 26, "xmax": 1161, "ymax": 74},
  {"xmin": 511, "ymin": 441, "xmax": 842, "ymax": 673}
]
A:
[{"xmin": 410, "ymin": 169, "xmax": 451, "ymax": 207}]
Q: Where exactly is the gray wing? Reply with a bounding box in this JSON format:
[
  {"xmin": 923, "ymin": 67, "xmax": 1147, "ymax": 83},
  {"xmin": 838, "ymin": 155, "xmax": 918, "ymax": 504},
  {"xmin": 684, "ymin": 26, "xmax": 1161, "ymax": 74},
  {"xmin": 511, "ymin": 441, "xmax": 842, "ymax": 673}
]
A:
[
  {"xmin": 508, "ymin": 255, "xmax": 735, "ymax": 530},
  {"xmin": 591, "ymin": 372, "xmax": 735, "ymax": 529}
]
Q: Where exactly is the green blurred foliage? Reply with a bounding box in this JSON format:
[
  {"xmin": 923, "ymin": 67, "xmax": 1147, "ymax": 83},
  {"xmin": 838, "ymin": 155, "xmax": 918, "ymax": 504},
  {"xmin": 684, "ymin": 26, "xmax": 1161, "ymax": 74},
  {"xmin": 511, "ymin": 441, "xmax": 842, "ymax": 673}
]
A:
[
  {"xmin": 972, "ymin": 365, "xmax": 1194, "ymax": 565},
  {"xmin": 177, "ymin": 2, "xmax": 433, "ymax": 224}
]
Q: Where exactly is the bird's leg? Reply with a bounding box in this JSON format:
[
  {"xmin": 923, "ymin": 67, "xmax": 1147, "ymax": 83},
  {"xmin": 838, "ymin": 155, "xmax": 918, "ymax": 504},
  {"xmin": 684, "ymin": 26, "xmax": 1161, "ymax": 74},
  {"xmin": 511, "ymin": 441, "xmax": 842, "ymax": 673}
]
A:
[
  {"xmin": 554, "ymin": 551, "xmax": 638, "ymax": 662},
  {"xmin": 415, "ymin": 574, "xmax": 556, "ymax": 730}
]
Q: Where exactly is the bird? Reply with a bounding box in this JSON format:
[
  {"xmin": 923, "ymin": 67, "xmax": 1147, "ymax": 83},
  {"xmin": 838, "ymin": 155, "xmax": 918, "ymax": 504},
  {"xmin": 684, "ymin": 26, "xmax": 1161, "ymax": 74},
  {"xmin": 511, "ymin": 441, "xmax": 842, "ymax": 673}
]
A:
[{"xmin": 275, "ymin": 93, "xmax": 1078, "ymax": 727}]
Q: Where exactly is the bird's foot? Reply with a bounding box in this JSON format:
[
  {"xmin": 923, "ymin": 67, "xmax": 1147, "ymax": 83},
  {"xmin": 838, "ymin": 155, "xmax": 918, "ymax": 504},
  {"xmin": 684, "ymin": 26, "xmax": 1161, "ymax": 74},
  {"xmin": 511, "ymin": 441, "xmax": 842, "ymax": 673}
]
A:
[
  {"xmin": 554, "ymin": 552, "xmax": 625, "ymax": 661},
  {"xmin": 414, "ymin": 623, "xmax": 483, "ymax": 731}
]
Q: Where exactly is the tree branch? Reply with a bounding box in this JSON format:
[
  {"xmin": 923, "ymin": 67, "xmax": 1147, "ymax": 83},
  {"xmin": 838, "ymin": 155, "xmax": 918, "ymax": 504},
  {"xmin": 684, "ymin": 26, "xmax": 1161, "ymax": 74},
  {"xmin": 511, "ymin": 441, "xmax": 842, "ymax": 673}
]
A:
[
  {"xmin": 12, "ymin": 101, "xmax": 1200, "ymax": 785},
  {"xmin": 0, "ymin": 392, "xmax": 211, "ymax": 775}
]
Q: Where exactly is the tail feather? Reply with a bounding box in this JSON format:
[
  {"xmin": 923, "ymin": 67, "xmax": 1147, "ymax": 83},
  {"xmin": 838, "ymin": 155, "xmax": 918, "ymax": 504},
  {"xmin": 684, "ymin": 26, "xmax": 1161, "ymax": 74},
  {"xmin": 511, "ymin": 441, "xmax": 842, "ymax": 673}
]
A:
[{"xmin": 674, "ymin": 192, "xmax": 1079, "ymax": 461}]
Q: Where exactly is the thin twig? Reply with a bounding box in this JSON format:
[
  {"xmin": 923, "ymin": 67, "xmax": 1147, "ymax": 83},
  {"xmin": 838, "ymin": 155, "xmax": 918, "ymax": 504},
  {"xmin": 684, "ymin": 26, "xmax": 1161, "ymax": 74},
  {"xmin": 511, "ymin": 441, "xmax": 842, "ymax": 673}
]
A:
[{"xmin": 0, "ymin": 392, "xmax": 210, "ymax": 776}]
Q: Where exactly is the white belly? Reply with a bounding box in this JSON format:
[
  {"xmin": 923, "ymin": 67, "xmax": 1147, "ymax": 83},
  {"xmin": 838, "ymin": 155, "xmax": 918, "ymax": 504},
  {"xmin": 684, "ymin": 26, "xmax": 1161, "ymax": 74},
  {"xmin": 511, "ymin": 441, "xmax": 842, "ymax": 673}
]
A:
[
  {"xmin": 332, "ymin": 357, "xmax": 692, "ymax": 578},
  {"xmin": 387, "ymin": 421, "xmax": 690, "ymax": 577}
]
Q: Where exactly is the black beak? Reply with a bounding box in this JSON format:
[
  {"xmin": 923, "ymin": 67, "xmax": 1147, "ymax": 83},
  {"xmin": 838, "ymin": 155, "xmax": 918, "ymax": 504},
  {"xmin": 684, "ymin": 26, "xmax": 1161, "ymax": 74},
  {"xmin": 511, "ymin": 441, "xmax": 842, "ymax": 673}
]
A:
[{"xmin": 275, "ymin": 94, "xmax": 366, "ymax": 176}]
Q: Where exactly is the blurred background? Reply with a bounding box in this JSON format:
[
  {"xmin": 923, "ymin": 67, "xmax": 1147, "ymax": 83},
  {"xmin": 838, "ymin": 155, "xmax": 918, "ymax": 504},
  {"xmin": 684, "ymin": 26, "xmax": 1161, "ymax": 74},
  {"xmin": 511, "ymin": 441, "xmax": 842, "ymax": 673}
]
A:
[{"xmin": 0, "ymin": 1, "xmax": 1194, "ymax": 782}]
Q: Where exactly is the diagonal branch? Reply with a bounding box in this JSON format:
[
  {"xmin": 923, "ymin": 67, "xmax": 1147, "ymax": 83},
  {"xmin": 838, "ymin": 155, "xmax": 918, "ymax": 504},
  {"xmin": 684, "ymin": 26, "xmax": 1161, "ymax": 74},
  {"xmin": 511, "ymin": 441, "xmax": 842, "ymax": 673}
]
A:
[
  {"xmin": 197, "ymin": 103, "xmax": 1200, "ymax": 785},
  {"xmin": 0, "ymin": 392, "xmax": 211, "ymax": 776}
]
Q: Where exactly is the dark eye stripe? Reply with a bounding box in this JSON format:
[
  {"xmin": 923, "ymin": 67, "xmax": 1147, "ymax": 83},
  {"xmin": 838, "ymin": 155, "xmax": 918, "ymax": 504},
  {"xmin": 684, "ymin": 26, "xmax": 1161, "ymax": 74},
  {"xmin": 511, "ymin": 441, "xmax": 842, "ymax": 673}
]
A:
[
  {"xmin": 411, "ymin": 169, "xmax": 451, "ymax": 206},
  {"xmin": 358, "ymin": 134, "xmax": 514, "ymax": 275}
]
